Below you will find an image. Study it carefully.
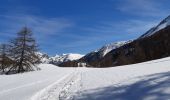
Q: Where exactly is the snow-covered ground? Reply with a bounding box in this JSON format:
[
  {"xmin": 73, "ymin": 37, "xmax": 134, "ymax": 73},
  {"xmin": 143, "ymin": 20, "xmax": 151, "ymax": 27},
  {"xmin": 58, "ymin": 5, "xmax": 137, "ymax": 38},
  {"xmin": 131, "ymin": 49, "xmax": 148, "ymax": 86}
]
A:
[
  {"xmin": 0, "ymin": 64, "xmax": 76, "ymax": 100},
  {"xmin": 1, "ymin": 57, "xmax": 170, "ymax": 100}
]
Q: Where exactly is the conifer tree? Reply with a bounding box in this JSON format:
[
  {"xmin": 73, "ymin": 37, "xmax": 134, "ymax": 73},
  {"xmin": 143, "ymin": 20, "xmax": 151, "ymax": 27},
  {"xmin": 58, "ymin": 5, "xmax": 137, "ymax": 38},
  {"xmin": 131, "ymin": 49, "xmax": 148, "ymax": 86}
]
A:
[
  {"xmin": 0, "ymin": 44, "xmax": 7, "ymax": 73},
  {"xmin": 9, "ymin": 27, "xmax": 39, "ymax": 73}
]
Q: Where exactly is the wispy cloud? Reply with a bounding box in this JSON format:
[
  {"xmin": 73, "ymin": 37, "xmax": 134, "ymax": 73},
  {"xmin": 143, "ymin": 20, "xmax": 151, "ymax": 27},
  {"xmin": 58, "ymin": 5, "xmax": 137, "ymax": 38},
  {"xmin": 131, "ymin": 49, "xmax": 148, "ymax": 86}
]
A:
[
  {"xmin": 111, "ymin": 19, "xmax": 159, "ymax": 34},
  {"xmin": 115, "ymin": 0, "xmax": 169, "ymax": 17},
  {"xmin": 83, "ymin": 19, "xmax": 159, "ymax": 36},
  {"xmin": 56, "ymin": 18, "xmax": 161, "ymax": 50},
  {"xmin": 0, "ymin": 14, "xmax": 74, "ymax": 43},
  {"xmin": 0, "ymin": 0, "xmax": 169, "ymax": 55},
  {"xmin": 0, "ymin": 15, "xmax": 73, "ymax": 34}
]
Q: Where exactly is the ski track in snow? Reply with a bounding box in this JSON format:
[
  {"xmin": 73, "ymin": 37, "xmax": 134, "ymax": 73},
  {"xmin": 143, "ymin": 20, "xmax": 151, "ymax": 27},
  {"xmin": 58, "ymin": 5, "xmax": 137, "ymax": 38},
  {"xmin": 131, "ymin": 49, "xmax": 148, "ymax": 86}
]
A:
[
  {"xmin": 31, "ymin": 68, "xmax": 83, "ymax": 100},
  {"xmin": 0, "ymin": 78, "xmax": 50, "ymax": 95}
]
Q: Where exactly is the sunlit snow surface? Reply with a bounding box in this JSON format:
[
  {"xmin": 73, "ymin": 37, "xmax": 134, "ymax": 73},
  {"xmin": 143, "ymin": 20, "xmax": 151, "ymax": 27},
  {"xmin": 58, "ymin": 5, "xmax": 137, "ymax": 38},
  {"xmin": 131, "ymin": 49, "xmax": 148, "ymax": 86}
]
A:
[{"xmin": 1, "ymin": 57, "xmax": 170, "ymax": 100}]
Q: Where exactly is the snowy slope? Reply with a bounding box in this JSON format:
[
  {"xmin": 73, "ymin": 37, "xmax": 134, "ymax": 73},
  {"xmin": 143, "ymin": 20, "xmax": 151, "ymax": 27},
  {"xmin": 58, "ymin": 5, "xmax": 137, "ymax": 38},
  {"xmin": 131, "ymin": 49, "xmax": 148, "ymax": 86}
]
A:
[
  {"xmin": 1, "ymin": 57, "xmax": 170, "ymax": 100},
  {"xmin": 140, "ymin": 15, "xmax": 170, "ymax": 38},
  {"xmin": 75, "ymin": 57, "xmax": 170, "ymax": 100},
  {"xmin": 0, "ymin": 64, "xmax": 76, "ymax": 100}
]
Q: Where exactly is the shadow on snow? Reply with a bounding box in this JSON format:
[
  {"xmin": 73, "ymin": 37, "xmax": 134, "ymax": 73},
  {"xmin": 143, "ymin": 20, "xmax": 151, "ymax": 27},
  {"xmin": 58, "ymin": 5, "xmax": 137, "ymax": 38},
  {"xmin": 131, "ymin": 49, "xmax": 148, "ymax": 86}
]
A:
[{"xmin": 75, "ymin": 71, "xmax": 170, "ymax": 100}]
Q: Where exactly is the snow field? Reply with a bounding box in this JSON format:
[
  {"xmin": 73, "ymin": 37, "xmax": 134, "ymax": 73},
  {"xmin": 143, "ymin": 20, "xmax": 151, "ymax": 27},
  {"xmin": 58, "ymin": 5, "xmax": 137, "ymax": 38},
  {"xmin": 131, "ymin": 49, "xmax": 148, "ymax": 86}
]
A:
[
  {"xmin": 0, "ymin": 64, "xmax": 75, "ymax": 100},
  {"xmin": 1, "ymin": 57, "xmax": 170, "ymax": 100}
]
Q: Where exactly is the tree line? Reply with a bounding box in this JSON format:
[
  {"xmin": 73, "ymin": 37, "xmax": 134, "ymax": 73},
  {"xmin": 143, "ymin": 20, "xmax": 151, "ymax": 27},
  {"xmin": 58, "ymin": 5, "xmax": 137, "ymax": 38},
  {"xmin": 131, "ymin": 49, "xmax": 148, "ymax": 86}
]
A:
[{"xmin": 0, "ymin": 27, "xmax": 40, "ymax": 74}]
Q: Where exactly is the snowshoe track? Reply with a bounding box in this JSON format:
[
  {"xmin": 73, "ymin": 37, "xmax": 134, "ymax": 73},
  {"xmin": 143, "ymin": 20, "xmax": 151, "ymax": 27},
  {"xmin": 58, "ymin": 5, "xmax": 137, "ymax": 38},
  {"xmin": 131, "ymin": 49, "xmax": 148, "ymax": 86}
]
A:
[{"xmin": 31, "ymin": 68, "xmax": 82, "ymax": 100}]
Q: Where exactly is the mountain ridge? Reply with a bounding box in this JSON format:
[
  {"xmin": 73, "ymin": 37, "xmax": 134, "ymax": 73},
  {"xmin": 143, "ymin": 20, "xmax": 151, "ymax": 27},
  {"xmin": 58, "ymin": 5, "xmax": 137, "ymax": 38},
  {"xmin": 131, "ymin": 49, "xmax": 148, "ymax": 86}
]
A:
[
  {"xmin": 60, "ymin": 15, "xmax": 170, "ymax": 67},
  {"xmin": 36, "ymin": 52, "xmax": 84, "ymax": 65}
]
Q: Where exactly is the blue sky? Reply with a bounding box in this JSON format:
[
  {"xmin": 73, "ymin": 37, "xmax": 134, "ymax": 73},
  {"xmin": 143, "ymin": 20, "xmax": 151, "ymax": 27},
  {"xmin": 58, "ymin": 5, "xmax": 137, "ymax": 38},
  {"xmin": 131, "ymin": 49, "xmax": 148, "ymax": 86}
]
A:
[{"xmin": 0, "ymin": 0, "xmax": 169, "ymax": 55}]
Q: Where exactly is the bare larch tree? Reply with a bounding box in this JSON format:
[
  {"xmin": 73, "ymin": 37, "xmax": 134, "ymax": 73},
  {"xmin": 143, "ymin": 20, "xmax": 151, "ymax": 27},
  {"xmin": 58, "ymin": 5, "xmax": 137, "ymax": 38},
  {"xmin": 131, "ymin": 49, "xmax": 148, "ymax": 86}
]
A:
[
  {"xmin": 0, "ymin": 44, "xmax": 13, "ymax": 73},
  {"xmin": 9, "ymin": 27, "xmax": 39, "ymax": 73},
  {"xmin": 0, "ymin": 44, "xmax": 7, "ymax": 73}
]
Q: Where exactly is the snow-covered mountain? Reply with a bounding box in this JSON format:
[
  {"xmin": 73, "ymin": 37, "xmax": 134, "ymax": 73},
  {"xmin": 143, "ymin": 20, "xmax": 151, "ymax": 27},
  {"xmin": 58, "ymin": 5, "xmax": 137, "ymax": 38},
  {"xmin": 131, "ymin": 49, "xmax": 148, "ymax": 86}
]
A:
[
  {"xmin": 36, "ymin": 52, "xmax": 84, "ymax": 65},
  {"xmin": 140, "ymin": 15, "xmax": 170, "ymax": 38},
  {"xmin": 96, "ymin": 41, "xmax": 131, "ymax": 57},
  {"xmin": 49, "ymin": 53, "xmax": 84, "ymax": 65},
  {"xmin": 99, "ymin": 15, "xmax": 170, "ymax": 67},
  {"xmin": 37, "ymin": 41, "xmax": 129, "ymax": 66},
  {"xmin": 88, "ymin": 40, "xmax": 131, "ymax": 58},
  {"xmin": 36, "ymin": 52, "xmax": 50, "ymax": 63},
  {"xmin": 59, "ymin": 41, "xmax": 131, "ymax": 67},
  {"xmin": 60, "ymin": 15, "xmax": 170, "ymax": 67}
]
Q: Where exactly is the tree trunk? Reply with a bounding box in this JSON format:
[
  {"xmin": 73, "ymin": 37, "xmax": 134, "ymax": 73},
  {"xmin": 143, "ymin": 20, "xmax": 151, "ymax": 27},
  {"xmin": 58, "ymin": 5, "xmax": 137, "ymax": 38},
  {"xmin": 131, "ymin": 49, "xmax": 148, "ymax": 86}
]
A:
[{"xmin": 18, "ymin": 33, "xmax": 26, "ymax": 73}]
